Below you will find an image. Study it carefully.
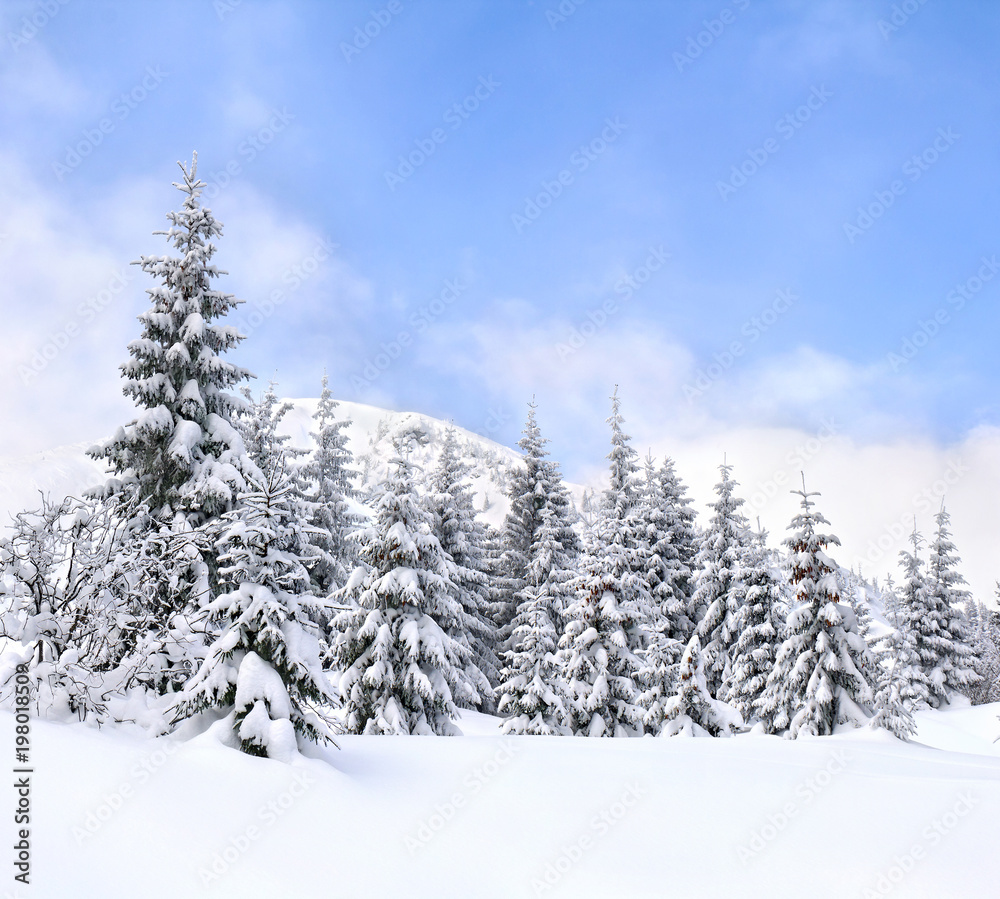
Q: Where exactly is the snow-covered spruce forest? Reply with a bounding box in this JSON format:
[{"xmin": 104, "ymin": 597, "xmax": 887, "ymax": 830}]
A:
[{"xmin": 2, "ymin": 159, "xmax": 999, "ymax": 897}]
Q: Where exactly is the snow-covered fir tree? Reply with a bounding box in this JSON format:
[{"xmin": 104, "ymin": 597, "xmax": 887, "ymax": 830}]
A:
[
  {"xmin": 426, "ymin": 426, "xmax": 500, "ymax": 707},
  {"xmin": 481, "ymin": 524, "xmax": 507, "ymax": 634},
  {"xmin": 634, "ymin": 453, "xmax": 697, "ymax": 726},
  {"xmin": 895, "ymin": 528, "xmax": 936, "ymax": 710},
  {"xmin": 842, "ymin": 569, "xmax": 874, "ymax": 643},
  {"xmin": 724, "ymin": 525, "xmax": 786, "ymax": 724},
  {"xmin": 967, "ymin": 599, "xmax": 1000, "ymax": 705},
  {"xmin": 330, "ymin": 443, "xmax": 478, "ymax": 735},
  {"xmin": 559, "ymin": 389, "xmax": 657, "ymax": 736},
  {"xmin": 653, "ymin": 634, "xmax": 742, "ymax": 738},
  {"xmin": 756, "ymin": 481, "xmax": 874, "ymax": 737},
  {"xmin": 299, "ymin": 372, "xmax": 358, "ymax": 596},
  {"xmin": 881, "ymin": 573, "xmax": 903, "ymax": 628},
  {"xmin": 872, "ymin": 593, "xmax": 927, "ymax": 716},
  {"xmin": 598, "ymin": 391, "xmax": 658, "ymax": 663},
  {"xmin": 602, "ymin": 387, "xmax": 641, "ymax": 519},
  {"xmin": 839, "ymin": 572, "xmax": 885, "ymax": 696},
  {"xmin": 924, "ymin": 506, "xmax": 980, "ymax": 702},
  {"xmin": 235, "ymin": 380, "xmax": 303, "ymax": 476},
  {"xmin": 170, "ymin": 463, "xmax": 335, "ymax": 758},
  {"xmin": 82, "ymin": 155, "xmax": 260, "ymax": 696},
  {"xmin": 692, "ymin": 461, "xmax": 751, "ymax": 698},
  {"xmin": 869, "ymin": 627, "xmax": 917, "ymax": 741},
  {"xmin": 652, "ymin": 455, "xmax": 700, "ymax": 639},
  {"xmin": 496, "ymin": 402, "xmax": 580, "ymax": 644},
  {"xmin": 558, "ymin": 515, "xmax": 647, "ymax": 737},
  {"xmin": 897, "ymin": 519, "xmax": 977, "ymax": 709},
  {"xmin": 89, "ymin": 153, "xmax": 256, "ymax": 525},
  {"xmin": 496, "ymin": 503, "xmax": 575, "ymax": 735}
]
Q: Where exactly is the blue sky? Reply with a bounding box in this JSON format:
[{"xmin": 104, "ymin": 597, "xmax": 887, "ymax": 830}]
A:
[{"xmin": 4, "ymin": 0, "xmax": 1000, "ymax": 594}]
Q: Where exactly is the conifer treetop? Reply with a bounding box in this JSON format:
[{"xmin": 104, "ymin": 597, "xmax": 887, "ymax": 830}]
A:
[
  {"xmin": 91, "ymin": 152, "xmax": 255, "ymax": 521},
  {"xmin": 604, "ymin": 385, "xmax": 640, "ymax": 516}
]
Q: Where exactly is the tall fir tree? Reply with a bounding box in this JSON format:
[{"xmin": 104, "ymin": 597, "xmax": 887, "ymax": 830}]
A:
[
  {"xmin": 634, "ymin": 454, "xmax": 696, "ymax": 726},
  {"xmin": 924, "ymin": 506, "xmax": 980, "ymax": 702},
  {"xmin": 599, "ymin": 390, "xmax": 658, "ymax": 658},
  {"xmin": 723, "ymin": 526, "xmax": 787, "ymax": 724},
  {"xmin": 90, "ymin": 153, "xmax": 256, "ymax": 524},
  {"xmin": 85, "ymin": 154, "xmax": 260, "ymax": 696},
  {"xmin": 427, "ymin": 426, "xmax": 500, "ymax": 707},
  {"xmin": 895, "ymin": 529, "xmax": 937, "ymax": 709},
  {"xmin": 558, "ymin": 389, "xmax": 654, "ymax": 737},
  {"xmin": 655, "ymin": 456, "xmax": 701, "ymax": 639},
  {"xmin": 896, "ymin": 519, "xmax": 978, "ymax": 709},
  {"xmin": 299, "ymin": 373, "xmax": 358, "ymax": 597},
  {"xmin": 170, "ymin": 463, "xmax": 336, "ymax": 758},
  {"xmin": 868, "ymin": 630, "xmax": 917, "ymax": 742},
  {"xmin": 558, "ymin": 518, "xmax": 646, "ymax": 737},
  {"xmin": 496, "ymin": 503, "xmax": 575, "ymax": 735},
  {"xmin": 756, "ymin": 481, "xmax": 874, "ymax": 737},
  {"xmin": 967, "ymin": 599, "xmax": 1000, "ymax": 705},
  {"xmin": 602, "ymin": 386, "xmax": 641, "ymax": 521},
  {"xmin": 496, "ymin": 402, "xmax": 580, "ymax": 645},
  {"xmin": 495, "ymin": 403, "xmax": 581, "ymax": 733},
  {"xmin": 692, "ymin": 462, "xmax": 750, "ymax": 698},
  {"xmin": 329, "ymin": 443, "xmax": 478, "ymax": 735}
]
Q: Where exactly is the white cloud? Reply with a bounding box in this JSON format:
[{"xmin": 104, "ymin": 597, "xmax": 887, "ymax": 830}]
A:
[
  {"xmin": 0, "ymin": 42, "xmax": 90, "ymax": 117},
  {"xmin": 421, "ymin": 306, "xmax": 999, "ymax": 603},
  {"xmin": 1, "ymin": 151, "xmax": 372, "ymax": 456}
]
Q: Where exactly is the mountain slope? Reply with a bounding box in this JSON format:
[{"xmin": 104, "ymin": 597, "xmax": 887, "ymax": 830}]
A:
[{"xmin": 0, "ymin": 398, "xmax": 589, "ymax": 532}]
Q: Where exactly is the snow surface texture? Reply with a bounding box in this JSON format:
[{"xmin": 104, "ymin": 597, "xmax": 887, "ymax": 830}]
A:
[{"xmin": 1, "ymin": 704, "xmax": 997, "ymax": 898}]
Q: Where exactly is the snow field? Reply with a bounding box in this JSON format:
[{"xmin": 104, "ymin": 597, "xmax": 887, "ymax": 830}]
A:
[{"xmin": 3, "ymin": 703, "xmax": 997, "ymax": 899}]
